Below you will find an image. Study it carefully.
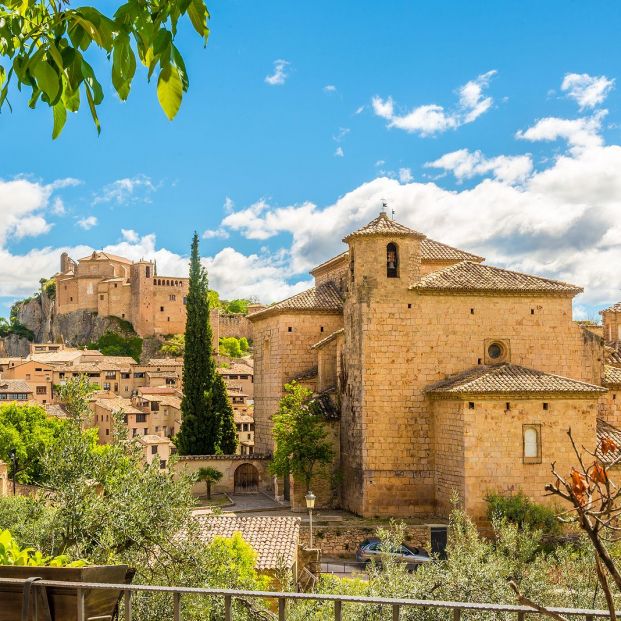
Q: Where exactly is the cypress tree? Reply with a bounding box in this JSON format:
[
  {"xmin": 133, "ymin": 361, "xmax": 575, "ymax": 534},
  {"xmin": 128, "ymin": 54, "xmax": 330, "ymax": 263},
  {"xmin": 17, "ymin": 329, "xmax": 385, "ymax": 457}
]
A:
[
  {"xmin": 214, "ymin": 373, "xmax": 238, "ymax": 454},
  {"xmin": 176, "ymin": 233, "xmax": 239, "ymax": 455}
]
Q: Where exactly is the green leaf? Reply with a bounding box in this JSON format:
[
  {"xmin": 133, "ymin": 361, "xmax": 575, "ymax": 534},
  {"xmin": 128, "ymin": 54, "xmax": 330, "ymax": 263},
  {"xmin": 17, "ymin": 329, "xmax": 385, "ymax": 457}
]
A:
[
  {"xmin": 32, "ymin": 59, "xmax": 60, "ymax": 102},
  {"xmin": 112, "ymin": 34, "xmax": 136, "ymax": 101},
  {"xmin": 187, "ymin": 0, "xmax": 209, "ymax": 42},
  {"xmin": 157, "ymin": 64, "xmax": 183, "ymax": 121},
  {"xmin": 84, "ymin": 83, "xmax": 100, "ymax": 135},
  {"xmin": 52, "ymin": 102, "xmax": 66, "ymax": 139}
]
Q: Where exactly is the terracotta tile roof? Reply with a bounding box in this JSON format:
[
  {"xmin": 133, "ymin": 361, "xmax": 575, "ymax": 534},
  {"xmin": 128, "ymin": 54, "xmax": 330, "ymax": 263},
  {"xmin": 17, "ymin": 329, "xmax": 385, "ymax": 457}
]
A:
[
  {"xmin": 604, "ymin": 365, "xmax": 621, "ymax": 386},
  {"xmin": 78, "ymin": 251, "xmax": 133, "ymax": 264},
  {"xmin": 234, "ymin": 412, "xmax": 254, "ymax": 424},
  {"xmin": 596, "ymin": 419, "xmax": 621, "ymax": 465},
  {"xmin": 0, "ymin": 380, "xmax": 32, "ymax": 393},
  {"xmin": 310, "ymin": 251, "xmax": 349, "ymax": 275},
  {"xmin": 427, "ymin": 364, "xmax": 606, "ymax": 396},
  {"xmin": 606, "ymin": 345, "xmax": 621, "ymax": 366},
  {"xmin": 94, "ymin": 398, "xmax": 142, "ymax": 414},
  {"xmin": 311, "ymin": 328, "xmax": 345, "ymax": 350},
  {"xmin": 218, "ymin": 362, "xmax": 254, "ymax": 375},
  {"xmin": 343, "ymin": 211, "xmax": 425, "ymax": 242},
  {"xmin": 601, "ymin": 302, "xmax": 621, "ymax": 314},
  {"xmin": 412, "ymin": 261, "xmax": 582, "ymax": 295},
  {"xmin": 195, "ymin": 516, "xmax": 300, "ymax": 570},
  {"xmin": 248, "ymin": 282, "xmax": 343, "ymax": 319},
  {"xmin": 145, "ymin": 358, "xmax": 183, "ymax": 366},
  {"xmin": 138, "ymin": 387, "xmax": 178, "ymax": 395},
  {"xmin": 420, "ymin": 238, "xmax": 484, "ymax": 263}
]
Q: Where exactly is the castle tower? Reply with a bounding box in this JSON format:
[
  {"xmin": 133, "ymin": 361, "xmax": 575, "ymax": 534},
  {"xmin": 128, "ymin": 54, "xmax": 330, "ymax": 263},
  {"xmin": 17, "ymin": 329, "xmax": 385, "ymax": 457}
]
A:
[
  {"xmin": 339, "ymin": 210, "xmax": 429, "ymax": 516},
  {"xmin": 130, "ymin": 260, "xmax": 156, "ymax": 335}
]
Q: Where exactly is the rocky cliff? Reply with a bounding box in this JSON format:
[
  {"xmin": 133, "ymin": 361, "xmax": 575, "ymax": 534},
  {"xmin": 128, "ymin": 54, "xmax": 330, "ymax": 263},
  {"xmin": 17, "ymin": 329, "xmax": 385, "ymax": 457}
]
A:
[{"xmin": 3, "ymin": 288, "xmax": 145, "ymax": 357}]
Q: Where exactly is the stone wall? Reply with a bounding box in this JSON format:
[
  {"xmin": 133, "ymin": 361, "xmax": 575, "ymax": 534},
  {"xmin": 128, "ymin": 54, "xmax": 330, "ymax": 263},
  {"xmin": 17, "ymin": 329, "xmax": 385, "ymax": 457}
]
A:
[
  {"xmin": 174, "ymin": 454, "xmax": 273, "ymax": 496},
  {"xmin": 462, "ymin": 397, "xmax": 597, "ymax": 520},
  {"xmin": 251, "ymin": 311, "xmax": 343, "ymax": 454},
  {"xmin": 218, "ymin": 313, "xmax": 254, "ymax": 341},
  {"xmin": 299, "ymin": 523, "xmax": 431, "ymax": 558}
]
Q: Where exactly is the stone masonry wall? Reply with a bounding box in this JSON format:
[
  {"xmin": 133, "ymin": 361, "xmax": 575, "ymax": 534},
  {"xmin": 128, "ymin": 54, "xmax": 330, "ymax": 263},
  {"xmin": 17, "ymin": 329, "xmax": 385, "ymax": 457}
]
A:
[
  {"xmin": 462, "ymin": 397, "xmax": 598, "ymax": 521},
  {"xmin": 252, "ymin": 311, "xmax": 343, "ymax": 454},
  {"xmin": 299, "ymin": 524, "xmax": 431, "ymax": 558}
]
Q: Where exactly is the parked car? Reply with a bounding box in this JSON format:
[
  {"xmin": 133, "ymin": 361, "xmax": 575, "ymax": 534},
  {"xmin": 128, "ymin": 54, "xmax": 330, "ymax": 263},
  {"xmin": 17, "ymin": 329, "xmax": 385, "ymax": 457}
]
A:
[{"xmin": 355, "ymin": 538, "xmax": 431, "ymax": 569}]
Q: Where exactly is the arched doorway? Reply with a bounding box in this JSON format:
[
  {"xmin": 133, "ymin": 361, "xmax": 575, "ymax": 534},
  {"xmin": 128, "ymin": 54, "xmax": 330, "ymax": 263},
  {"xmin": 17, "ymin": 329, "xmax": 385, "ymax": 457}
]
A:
[{"xmin": 234, "ymin": 463, "xmax": 259, "ymax": 493}]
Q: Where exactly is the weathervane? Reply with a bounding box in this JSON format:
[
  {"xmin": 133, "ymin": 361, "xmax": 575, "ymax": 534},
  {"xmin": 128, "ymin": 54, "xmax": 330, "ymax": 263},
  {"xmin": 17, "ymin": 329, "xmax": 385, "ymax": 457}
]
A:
[{"xmin": 381, "ymin": 198, "xmax": 395, "ymax": 220}]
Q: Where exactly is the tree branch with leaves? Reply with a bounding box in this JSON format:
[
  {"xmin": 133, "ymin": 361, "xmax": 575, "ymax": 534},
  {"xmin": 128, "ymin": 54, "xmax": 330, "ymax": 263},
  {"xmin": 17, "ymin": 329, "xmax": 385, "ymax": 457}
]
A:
[
  {"xmin": 269, "ymin": 381, "xmax": 334, "ymax": 493},
  {"xmin": 0, "ymin": 0, "xmax": 209, "ymax": 137}
]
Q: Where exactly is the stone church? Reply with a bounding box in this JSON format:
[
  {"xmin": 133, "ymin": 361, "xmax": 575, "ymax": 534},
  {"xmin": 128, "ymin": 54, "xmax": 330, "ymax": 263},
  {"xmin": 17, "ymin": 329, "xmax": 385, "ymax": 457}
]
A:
[{"xmin": 249, "ymin": 211, "xmax": 621, "ymax": 520}]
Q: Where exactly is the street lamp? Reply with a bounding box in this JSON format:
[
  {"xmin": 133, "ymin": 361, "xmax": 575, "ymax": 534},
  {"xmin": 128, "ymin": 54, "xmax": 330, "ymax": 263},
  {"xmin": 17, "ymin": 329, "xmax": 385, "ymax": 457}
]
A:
[{"xmin": 305, "ymin": 490, "xmax": 316, "ymax": 549}]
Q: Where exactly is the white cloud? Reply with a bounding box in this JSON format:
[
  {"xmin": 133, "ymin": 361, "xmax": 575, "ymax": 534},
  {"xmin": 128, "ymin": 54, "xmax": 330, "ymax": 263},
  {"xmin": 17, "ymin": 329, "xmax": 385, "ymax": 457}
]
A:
[
  {"xmin": 224, "ymin": 197, "xmax": 235, "ymax": 214},
  {"xmin": 93, "ymin": 175, "xmax": 156, "ymax": 205},
  {"xmin": 516, "ymin": 110, "xmax": 606, "ymax": 153},
  {"xmin": 334, "ymin": 147, "xmax": 344, "ymax": 158},
  {"xmin": 372, "ymin": 70, "xmax": 497, "ymax": 136},
  {"xmin": 101, "ymin": 232, "xmax": 307, "ymax": 303},
  {"xmin": 354, "ymin": 105, "xmax": 365, "ymax": 115},
  {"xmin": 265, "ymin": 59, "xmax": 290, "ymax": 86},
  {"xmin": 0, "ymin": 177, "xmax": 71, "ymax": 244},
  {"xmin": 121, "ymin": 229, "xmax": 139, "ymax": 243},
  {"xmin": 323, "ymin": 84, "xmax": 337, "ymax": 93},
  {"xmin": 77, "ymin": 216, "xmax": 98, "ymax": 230},
  {"xmin": 333, "ymin": 127, "xmax": 350, "ymax": 142},
  {"xmin": 426, "ymin": 149, "xmax": 533, "ymax": 184},
  {"xmin": 202, "ymin": 228, "xmax": 230, "ymax": 239},
  {"xmin": 216, "ymin": 138, "xmax": 621, "ymax": 308},
  {"xmin": 398, "ymin": 168, "xmax": 413, "ymax": 183},
  {"xmin": 51, "ymin": 198, "xmax": 66, "ymax": 215},
  {"xmin": 561, "ymin": 73, "xmax": 614, "ymax": 110}
]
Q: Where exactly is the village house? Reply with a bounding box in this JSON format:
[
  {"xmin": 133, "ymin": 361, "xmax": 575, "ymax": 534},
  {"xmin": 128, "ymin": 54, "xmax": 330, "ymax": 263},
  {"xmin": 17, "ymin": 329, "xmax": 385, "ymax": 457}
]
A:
[{"xmin": 249, "ymin": 210, "xmax": 619, "ymax": 521}]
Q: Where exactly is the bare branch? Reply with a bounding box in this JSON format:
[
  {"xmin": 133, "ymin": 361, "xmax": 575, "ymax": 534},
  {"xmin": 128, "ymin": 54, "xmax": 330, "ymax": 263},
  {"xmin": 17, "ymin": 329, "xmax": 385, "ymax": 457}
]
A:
[{"xmin": 509, "ymin": 581, "xmax": 570, "ymax": 621}]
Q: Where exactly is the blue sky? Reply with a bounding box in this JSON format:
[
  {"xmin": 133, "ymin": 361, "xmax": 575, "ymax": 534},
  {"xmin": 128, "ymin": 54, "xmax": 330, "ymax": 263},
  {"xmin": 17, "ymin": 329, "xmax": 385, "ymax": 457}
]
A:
[{"xmin": 1, "ymin": 1, "xmax": 621, "ymax": 319}]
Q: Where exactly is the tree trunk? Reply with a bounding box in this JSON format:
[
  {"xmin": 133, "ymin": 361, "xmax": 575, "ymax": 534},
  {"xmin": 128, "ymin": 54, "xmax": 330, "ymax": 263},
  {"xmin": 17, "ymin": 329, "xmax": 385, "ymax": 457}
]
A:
[{"xmin": 207, "ymin": 480, "xmax": 212, "ymax": 500}]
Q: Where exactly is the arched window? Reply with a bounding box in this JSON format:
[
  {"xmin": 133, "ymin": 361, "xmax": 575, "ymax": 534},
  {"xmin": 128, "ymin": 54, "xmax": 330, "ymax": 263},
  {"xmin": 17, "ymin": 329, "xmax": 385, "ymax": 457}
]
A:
[
  {"xmin": 523, "ymin": 424, "xmax": 541, "ymax": 463},
  {"xmin": 145, "ymin": 266, "xmax": 151, "ymax": 278},
  {"xmin": 387, "ymin": 243, "xmax": 399, "ymax": 278}
]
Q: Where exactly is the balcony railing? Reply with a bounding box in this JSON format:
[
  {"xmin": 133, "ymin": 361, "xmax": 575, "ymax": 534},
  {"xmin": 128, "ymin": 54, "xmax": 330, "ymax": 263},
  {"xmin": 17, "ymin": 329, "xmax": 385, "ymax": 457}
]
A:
[{"xmin": 1, "ymin": 576, "xmax": 611, "ymax": 621}]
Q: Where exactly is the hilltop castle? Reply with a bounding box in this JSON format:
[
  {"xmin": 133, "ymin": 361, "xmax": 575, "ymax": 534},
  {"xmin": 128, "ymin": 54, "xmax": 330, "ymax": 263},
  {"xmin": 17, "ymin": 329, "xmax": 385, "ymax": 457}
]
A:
[
  {"xmin": 55, "ymin": 252, "xmax": 189, "ymax": 337},
  {"xmin": 249, "ymin": 211, "xmax": 621, "ymax": 520}
]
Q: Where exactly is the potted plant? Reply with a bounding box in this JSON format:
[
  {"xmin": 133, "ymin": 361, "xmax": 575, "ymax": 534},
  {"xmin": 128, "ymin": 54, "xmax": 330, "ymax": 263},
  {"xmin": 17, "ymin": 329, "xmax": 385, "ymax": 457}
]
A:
[{"xmin": 0, "ymin": 530, "xmax": 132, "ymax": 621}]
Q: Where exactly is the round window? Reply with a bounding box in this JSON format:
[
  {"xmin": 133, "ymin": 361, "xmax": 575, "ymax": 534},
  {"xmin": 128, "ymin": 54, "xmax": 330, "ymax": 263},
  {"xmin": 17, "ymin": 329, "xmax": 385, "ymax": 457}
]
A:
[{"xmin": 488, "ymin": 342, "xmax": 504, "ymax": 359}]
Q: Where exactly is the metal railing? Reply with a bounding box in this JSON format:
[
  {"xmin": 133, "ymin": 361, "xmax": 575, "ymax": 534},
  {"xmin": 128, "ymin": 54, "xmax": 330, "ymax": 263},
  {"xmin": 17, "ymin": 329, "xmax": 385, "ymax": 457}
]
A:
[{"xmin": 1, "ymin": 576, "xmax": 612, "ymax": 621}]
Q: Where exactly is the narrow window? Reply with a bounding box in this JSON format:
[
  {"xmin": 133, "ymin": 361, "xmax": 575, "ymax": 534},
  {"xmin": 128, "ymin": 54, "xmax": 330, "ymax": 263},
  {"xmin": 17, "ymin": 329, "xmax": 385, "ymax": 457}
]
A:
[
  {"xmin": 320, "ymin": 326, "xmax": 324, "ymax": 332},
  {"xmin": 523, "ymin": 424, "xmax": 542, "ymax": 463},
  {"xmin": 543, "ymin": 402, "xmax": 549, "ymax": 410},
  {"xmin": 468, "ymin": 402, "xmax": 475, "ymax": 410},
  {"xmin": 160, "ymin": 306, "xmax": 164, "ymax": 312},
  {"xmin": 477, "ymin": 358, "xmax": 482, "ymax": 365},
  {"xmin": 505, "ymin": 402, "xmax": 511, "ymax": 411},
  {"xmin": 349, "ymin": 249, "xmax": 355, "ymax": 282},
  {"xmin": 531, "ymin": 309, "xmax": 535, "ymax": 315},
  {"xmin": 408, "ymin": 303, "xmax": 412, "ymax": 309},
  {"xmin": 470, "ymin": 308, "xmax": 475, "ymax": 314},
  {"xmin": 387, "ymin": 243, "xmax": 399, "ymax": 278},
  {"xmin": 288, "ymin": 326, "xmax": 293, "ymax": 332},
  {"xmin": 146, "ymin": 266, "xmax": 151, "ymax": 278}
]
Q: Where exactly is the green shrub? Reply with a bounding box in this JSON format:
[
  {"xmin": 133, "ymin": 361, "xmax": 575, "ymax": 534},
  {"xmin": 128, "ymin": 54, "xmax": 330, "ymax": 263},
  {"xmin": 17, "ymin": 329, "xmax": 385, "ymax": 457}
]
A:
[
  {"xmin": 219, "ymin": 336, "xmax": 242, "ymax": 358},
  {"xmin": 39, "ymin": 277, "xmax": 56, "ymax": 300},
  {"xmin": 0, "ymin": 529, "xmax": 85, "ymax": 567},
  {"xmin": 486, "ymin": 490, "xmax": 561, "ymax": 535},
  {"xmin": 87, "ymin": 331, "xmax": 143, "ymax": 362}
]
